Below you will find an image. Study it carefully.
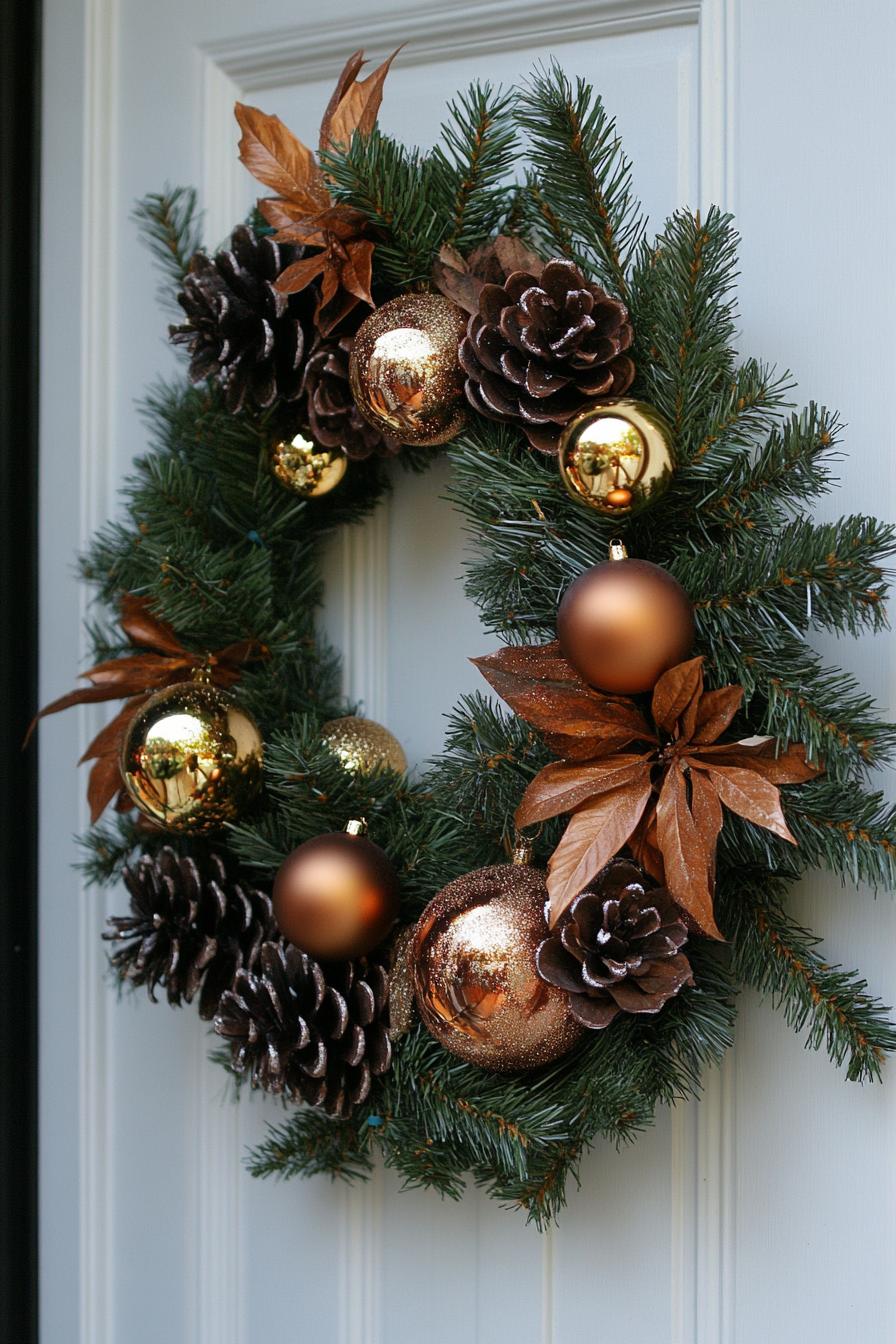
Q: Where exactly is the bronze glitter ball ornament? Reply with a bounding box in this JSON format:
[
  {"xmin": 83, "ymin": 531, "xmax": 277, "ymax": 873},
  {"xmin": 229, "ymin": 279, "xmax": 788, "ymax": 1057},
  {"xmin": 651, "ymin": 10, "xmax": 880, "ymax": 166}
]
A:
[
  {"xmin": 319, "ymin": 715, "xmax": 407, "ymax": 776},
  {"xmin": 557, "ymin": 540, "xmax": 695, "ymax": 695},
  {"xmin": 348, "ymin": 293, "xmax": 468, "ymax": 446},
  {"xmin": 270, "ymin": 432, "xmax": 348, "ymax": 497},
  {"xmin": 272, "ymin": 819, "xmax": 400, "ymax": 962},
  {"xmin": 120, "ymin": 669, "xmax": 264, "ymax": 833},
  {"xmin": 411, "ymin": 846, "xmax": 585, "ymax": 1071},
  {"xmin": 557, "ymin": 398, "xmax": 674, "ymax": 515}
]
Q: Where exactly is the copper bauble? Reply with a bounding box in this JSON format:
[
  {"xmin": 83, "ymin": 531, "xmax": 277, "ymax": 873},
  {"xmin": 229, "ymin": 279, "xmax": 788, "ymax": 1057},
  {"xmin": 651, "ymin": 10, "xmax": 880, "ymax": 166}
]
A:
[
  {"xmin": 121, "ymin": 673, "xmax": 263, "ymax": 833},
  {"xmin": 320, "ymin": 715, "xmax": 407, "ymax": 776},
  {"xmin": 271, "ymin": 432, "xmax": 347, "ymax": 497},
  {"xmin": 412, "ymin": 858, "xmax": 584, "ymax": 1071},
  {"xmin": 557, "ymin": 541, "xmax": 694, "ymax": 694},
  {"xmin": 348, "ymin": 293, "xmax": 467, "ymax": 446},
  {"xmin": 557, "ymin": 398, "xmax": 673, "ymax": 515},
  {"xmin": 272, "ymin": 819, "xmax": 399, "ymax": 961}
]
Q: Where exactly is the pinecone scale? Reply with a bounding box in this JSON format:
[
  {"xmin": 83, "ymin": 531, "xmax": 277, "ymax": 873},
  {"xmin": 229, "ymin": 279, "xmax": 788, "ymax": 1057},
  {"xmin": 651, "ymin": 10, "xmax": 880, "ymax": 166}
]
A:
[{"xmin": 215, "ymin": 942, "xmax": 392, "ymax": 1116}]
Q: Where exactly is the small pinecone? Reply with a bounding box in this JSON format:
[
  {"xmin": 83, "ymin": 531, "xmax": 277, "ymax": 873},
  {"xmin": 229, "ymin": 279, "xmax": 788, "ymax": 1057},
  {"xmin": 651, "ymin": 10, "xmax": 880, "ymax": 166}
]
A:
[
  {"xmin": 169, "ymin": 224, "xmax": 315, "ymax": 414},
  {"xmin": 301, "ymin": 335, "xmax": 400, "ymax": 459},
  {"xmin": 536, "ymin": 859, "xmax": 693, "ymax": 1028},
  {"xmin": 104, "ymin": 846, "xmax": 275, "ymax": 1019},
  {"xmin": 459, "ymin": 257, "xmax": 635, "ymax": 453},
  {"xmin": 214, "ymin": 942, "xmax": 392, "ymax": 1117}
]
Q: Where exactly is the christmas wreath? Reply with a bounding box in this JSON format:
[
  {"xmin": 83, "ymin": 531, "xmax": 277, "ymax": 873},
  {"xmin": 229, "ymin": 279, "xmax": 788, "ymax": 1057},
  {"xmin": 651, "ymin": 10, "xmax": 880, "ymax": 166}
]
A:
[{"xmin": 37, "ymin": 52, "xmax": 896, "ymax": 1225}]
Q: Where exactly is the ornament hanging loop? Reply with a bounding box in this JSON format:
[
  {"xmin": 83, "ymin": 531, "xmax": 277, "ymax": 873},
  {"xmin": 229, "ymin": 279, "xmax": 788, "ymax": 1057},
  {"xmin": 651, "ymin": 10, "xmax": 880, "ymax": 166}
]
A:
[{"xmin": 608, "ymin": 538, "xmax": 629, "ymax": 562}]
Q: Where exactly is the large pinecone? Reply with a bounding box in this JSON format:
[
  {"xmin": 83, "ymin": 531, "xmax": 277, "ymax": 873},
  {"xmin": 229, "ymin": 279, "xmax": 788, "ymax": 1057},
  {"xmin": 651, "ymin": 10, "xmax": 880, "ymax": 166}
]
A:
[
  {"xmin": 170, "ymin": 225, "xmax": 315, "ymax": 414},
  {"xmin": 459, "ymin": 258, "xmax": 635, "ymax": 453},
  {"xmin": 104, "ymin": 846, "xmax": 275, "ymax": 1019},
  {"xmin": 214, "ymin": 942, "xmax": 392, "ymax": 1117},
  {"xmin": 301, "ymin": 335, "xmax": 400, "ymax": 460},
  {"xmin": 535, "ymin": 859, "xmax": 692, "ymax": 1028}
]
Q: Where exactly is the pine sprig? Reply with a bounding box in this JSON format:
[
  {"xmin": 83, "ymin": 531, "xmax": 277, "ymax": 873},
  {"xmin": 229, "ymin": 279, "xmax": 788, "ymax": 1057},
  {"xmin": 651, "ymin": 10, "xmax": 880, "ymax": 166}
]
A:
[
  {"xmin": 516, "ymin": 62, "xmax": 645, "ymax": 297},
  {"xmin": 719, "ymin": 873, "xmax": 896, "ymax": 1081},
  {"xmin": 132, "ymin": 187, "xmax": 202, "ymax": 309},
  {"xmin": 430, "ymin": 82, "xmax": 517, "ymax": 251}
]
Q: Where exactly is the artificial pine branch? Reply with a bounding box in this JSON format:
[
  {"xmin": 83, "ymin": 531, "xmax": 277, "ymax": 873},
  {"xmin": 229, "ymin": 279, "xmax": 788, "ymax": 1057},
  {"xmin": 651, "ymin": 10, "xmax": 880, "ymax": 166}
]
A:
[
  {"xmin": 132, "ymin": 187, "xmax": 203, "ymax": 309},
  {"xmin": 430, "ymin": 82, "xmax": 517, "ymax": 251},
  {"xmin": 246, "ymin": 1108, "xmax": 374, "ymax": 1181},
  {"xmin": 718, "ymin": 873, "xmax": 896, "ymax": 1081},
  {"xmin": 516, "ymin": 63, "xmax": 645, "ymax": 298}
]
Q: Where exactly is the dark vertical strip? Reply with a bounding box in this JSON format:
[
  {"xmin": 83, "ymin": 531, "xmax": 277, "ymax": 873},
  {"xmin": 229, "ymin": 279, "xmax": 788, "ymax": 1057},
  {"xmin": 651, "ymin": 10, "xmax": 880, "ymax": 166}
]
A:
[{"xmin": 0, "ymin": 1, "xmax": 41, "ymax": 1341}]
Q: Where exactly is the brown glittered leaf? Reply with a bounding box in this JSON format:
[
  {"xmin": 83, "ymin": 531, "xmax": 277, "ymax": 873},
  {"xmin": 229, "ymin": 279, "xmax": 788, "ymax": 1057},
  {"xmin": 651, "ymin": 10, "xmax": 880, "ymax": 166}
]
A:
[
  {"xmin": 473, "ymin": 644, "xmax": 654, "ymax": 742},
  {"xmin": 695, "ymin": 738, "xmax": 822, "ymax": 785},
  {"xmin": 651, "ymin": 656, "xmax": 704, "ymax": 736},
  {"xmin": 694, "ymin": 763, "xmax": 796, "ymax": 843},
  {"xmin": 432, "ymin": 247, "xmax": 484, "ymax": 314},
  {"xmin": 629, "ymin": 805, "xmax": 664, "ymax": 884},
  {"xmin": 273, "ymin": 253, "xmax": 328, "ymax": 297},
  {"xmin": 515, "ymin": 755, "xmax": 651, "ymax": 827},
  {"xmin": 655, "ymin": 762, "xmax": 723, "ymax": 939},
  {"xmin": 323, "ymin": 46, "xmax": 401, "ymax": 150},
  {"xmin": 118, "ymin": 595, "xmax": 184, "ymax": 656},
  {"xmin": 492, "ymin": 234, "xmax": 545, "ymax": 278},
  {"xmin": 691, "ymin": 683, "xmax": 744, "ymax": 745},
  {"xmin": 339, "ymin": 239, "xmax": 375, "ymax": 306},
  {"xmin": 546, "ymin": 777, "xmax": 653, "ymax": 926},
  {"xmin": 87, "ymin": 752, "xmax": 127, "ymax": 825},
  {"xmin": 318, "ymin": 50, "xmax": 366, "ymax": 150},
  {"xmin": 688, "ymin": 764, "xmax": 724, "ymax": 888},
  {"xmin": 235, "ymin": 102, "xmax": 326, "ymax": 207}
]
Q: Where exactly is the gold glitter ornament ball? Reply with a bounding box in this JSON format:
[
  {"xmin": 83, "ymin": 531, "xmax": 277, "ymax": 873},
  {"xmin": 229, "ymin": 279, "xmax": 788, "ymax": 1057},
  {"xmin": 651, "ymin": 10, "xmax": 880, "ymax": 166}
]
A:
[
  {"xmin": 271, "ymin": 432, "xmax": 348, "ymax": 497},
  {"xmin": 558, "ymin": 398, "xmax": 674, "ymax": 515},
  {"xmin": 320, "ymin": 715, "xmax": 407, "ymax": 776},
  {"xmin": 412, "ymin": 860, "xmax": 585, "ymax": 1071},
  {"xmin": 349, "ymin": 293, "xmax": 467, "ymax": 446},
  {"xmin": 121, "ymin": 673, "xmax": 264, "ymax": 833}
]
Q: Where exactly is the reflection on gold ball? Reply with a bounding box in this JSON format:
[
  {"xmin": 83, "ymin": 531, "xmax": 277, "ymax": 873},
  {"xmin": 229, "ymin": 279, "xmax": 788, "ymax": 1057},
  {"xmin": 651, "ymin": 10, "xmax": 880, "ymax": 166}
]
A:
[
  {"xmin": 412, "ymin": 862, "xmax": 584, "ymax": 1071},
  {"xmin": 121, "ymin": 677, "xmax": 263, "ymax": 833},
  {"xmin": 558, "ymin": 399, "xmax": 673, "ymax": 514},
  {"xmin": 349, "ymin": 294, "xmax": 467, "ymax": 446},
  {"xmin": 320, "ymin": 716, "xmax": 407, "ymax": 776},
  {"xmin": 272, "ymin": 822, "xmax": 399, "ymax": 961},
  {"xmin": 271, "ymin": 433, "xmax": 347, "ymax": 497}
]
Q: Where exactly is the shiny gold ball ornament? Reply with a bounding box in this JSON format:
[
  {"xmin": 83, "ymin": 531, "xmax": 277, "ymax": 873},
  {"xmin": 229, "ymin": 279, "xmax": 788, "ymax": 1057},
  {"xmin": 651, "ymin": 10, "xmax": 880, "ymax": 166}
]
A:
[
  {"xmin": 320, "ymin": 716, "xmax": 407, "ymax": 776},
  {"xmin": 558, "ymin": 399, "xmax": 674, "ymax": 514},
  {"xmin": 411, "ymin": 849, "xmax": 585, "ymax": 1071},
  {"xmin": 557, "ymin": 540, "xmax": 695, "ymax": 695},
  {"xmin": 120, "ymin": 671, "xmax": 264, "ymax": 833},
  {"xmin": 272, "ymin": 819, "xmax": 400, "ymax": 961},
  {"xmin": 270, "ymin": 432, "xmax": 348, "ymax": 497},
  {"xmin": 348, "ymin": 293, "xmax": 468, "ymax": 446}
]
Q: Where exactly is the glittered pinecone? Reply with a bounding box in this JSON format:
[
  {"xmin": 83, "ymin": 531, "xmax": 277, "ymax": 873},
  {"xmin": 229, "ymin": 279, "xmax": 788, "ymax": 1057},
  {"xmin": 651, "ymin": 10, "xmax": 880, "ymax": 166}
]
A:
[
  {"xmin": 459, "ymin": 258, "xmax": 635, "ymax": 453},
  {"xmin": 104, "ymin": 846, "xmax": 275, "ymax": 1019},
  {"xmin": 214, "ymin": 942, "xmax": 392, "ymax": 1116},
  {"xmin": 535, "ymin": 859, "xmax": 692, "ymax": 1028},
  {"xmin": 301, "ymin": 335, "xmax": 400, "ymax": 460},
  {"xmin": 169, "ymin": 225, "xmax": 315, "ymax": 414}
]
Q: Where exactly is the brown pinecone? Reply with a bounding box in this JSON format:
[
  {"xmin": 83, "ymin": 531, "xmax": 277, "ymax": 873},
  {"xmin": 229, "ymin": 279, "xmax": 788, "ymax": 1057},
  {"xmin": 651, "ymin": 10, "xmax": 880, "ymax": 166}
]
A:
[
  {"xmin": 169, "ymin": 225, "xmax": 316, "ymax": 414},
  {"xmin": 104, "ymin": 846, "xmax": 275, "ymax": 1020},
  {"xmin": 459, "ymin": 258, "xmax": 635, "ymax": 453},
  {"xmin": 214, "ymin": 941, "xmax": 392, "ymax": 1117},
  {"xmin": 535, "ymin": 858, "xmax": 692, "ymax": 1028},
  {"xmin": 301, "ymin": 335, "xmax": 400, "ymax": 460}
]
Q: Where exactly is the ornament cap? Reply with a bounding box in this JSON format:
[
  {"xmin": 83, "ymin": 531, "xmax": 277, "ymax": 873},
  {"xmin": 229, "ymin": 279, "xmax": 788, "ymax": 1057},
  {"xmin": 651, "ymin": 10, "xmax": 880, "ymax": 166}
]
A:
[
  {"xmin": 608, "ymin": 538, "xmax": 629, "ymax": 562},
  {"xmin": 191, "ymin": 662, "xmax": 214, "ymax": 685},
  {"xmin": 344, "ymin": 818, "xmax": 368, "ymax": 837},
  {"xmin": 511, "ymin": 836, "xmax": 534, "ymax": 866}
]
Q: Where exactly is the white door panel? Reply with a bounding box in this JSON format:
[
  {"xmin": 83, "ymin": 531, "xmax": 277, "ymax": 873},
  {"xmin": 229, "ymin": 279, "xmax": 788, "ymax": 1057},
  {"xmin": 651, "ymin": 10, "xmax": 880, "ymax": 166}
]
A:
[{"xmin": 39, "ymin": 1, "xmax": 895, "ymax": 1341}]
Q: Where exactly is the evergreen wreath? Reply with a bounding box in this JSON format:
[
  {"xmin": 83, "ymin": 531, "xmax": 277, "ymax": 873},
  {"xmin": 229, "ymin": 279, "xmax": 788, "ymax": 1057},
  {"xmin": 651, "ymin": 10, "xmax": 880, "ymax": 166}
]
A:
[{"xmin": 39, "ymin": 51, "xmax": 896, "ymax": 1226}]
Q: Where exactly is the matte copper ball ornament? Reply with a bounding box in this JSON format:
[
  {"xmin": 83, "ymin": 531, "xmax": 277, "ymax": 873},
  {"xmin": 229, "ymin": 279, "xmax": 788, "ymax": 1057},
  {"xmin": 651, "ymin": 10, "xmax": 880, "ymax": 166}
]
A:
[
  {"xmin": 319, "ymin": 716, "xmax": 407, "ymax": 776},
  {"xmin": 120, "ymin": 668, "xmax": 264, "ymax": 834},
  {"xmin": 270, "ymin": 432, "xmax": 348, "ymax": 497},
  {"xmin": 272, "ymin": 819, "xmax": 400, "ymax": 962},
  {"xmin": 557, "ymin": 540, "xmax": 695, "ymax": 695},
  {"xmin": 348, "ymin": 293, "xmax": 468, "ymax": 446},
  {"xmin": 411, "ymin": 844, "xmax": 585, "ymax": 1071},
  {"xmin": 557, "ymin": 399, "xmax": 674, "ymax": 515}
]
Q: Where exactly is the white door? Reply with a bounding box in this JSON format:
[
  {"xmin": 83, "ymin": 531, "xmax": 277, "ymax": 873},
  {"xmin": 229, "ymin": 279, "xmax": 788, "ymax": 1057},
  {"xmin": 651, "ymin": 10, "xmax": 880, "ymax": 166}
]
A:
[{"xmin": 39, "ymin": 1, "xmax": 896, "ymax": 1341}]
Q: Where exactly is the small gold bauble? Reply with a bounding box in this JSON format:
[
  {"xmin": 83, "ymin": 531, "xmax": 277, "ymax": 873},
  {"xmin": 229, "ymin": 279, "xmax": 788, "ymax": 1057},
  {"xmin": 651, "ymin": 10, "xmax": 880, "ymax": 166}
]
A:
[
  {"xmin": 349, "ymin": 293, "xmax": 467, "ymax": 446},
  {"xmin": 412, "ymin": 861, "xmax": 584, "ymax": 1071},
  {"xmin": 320, "ymin": 715, "xmax": 407, "ymax": 776},
  {"xmin": 121, "ymin": 673, "xmax": 263, "ymax": 833},
  {"xmin": 557, "ymin": 398, "xmax": 673, "ymax": 514},
  {"xmin": 271, "ymin": 433, "xmax": 348, "ymax": 497}
]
